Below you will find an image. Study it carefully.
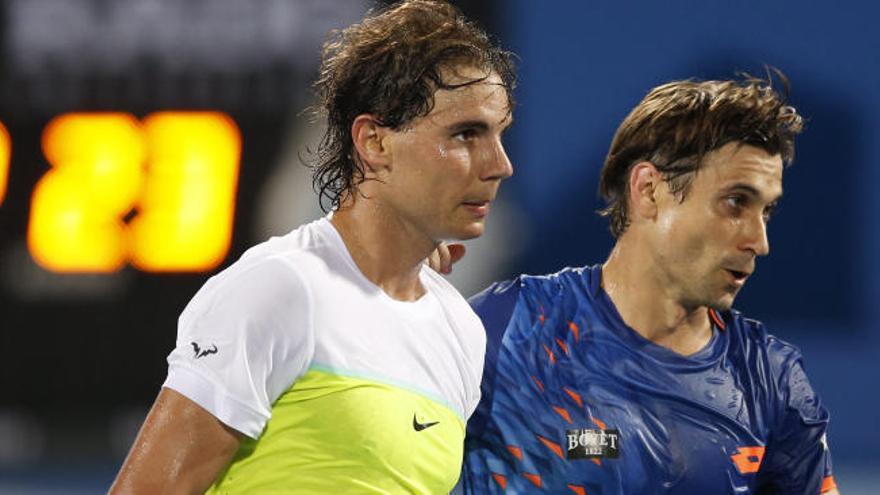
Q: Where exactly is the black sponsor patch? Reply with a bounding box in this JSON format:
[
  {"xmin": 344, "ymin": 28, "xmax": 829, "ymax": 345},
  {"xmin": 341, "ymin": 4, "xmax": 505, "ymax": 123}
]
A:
[{"xmin": 566, "ymin": 428, "xmax": 620, "ymax": 460}]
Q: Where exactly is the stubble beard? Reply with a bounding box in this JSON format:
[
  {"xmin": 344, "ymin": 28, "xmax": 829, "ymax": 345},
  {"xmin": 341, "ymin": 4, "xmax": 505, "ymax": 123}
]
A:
[{"xmin": 686, "ymin": 271, "xmax": 739, "ymax": 313}]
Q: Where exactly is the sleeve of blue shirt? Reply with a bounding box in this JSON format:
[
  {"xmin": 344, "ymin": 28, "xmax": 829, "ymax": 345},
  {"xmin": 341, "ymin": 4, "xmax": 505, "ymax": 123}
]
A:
[{"xmin": 756, "ymin": 343, "xmax": 835, "ymax": 494}]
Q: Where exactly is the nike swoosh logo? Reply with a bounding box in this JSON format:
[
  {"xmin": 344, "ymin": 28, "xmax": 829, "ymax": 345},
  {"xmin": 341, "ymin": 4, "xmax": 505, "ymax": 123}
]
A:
[{"xmin": 413, "ymin": 414, "xmax": 439, "ymax": 432}]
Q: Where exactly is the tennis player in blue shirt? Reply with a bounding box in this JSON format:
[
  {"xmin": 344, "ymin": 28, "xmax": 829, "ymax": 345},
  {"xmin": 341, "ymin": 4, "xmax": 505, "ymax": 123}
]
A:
[{"xmin": 444, "ymin": 74, "xmax": 839, "ymax": 494}]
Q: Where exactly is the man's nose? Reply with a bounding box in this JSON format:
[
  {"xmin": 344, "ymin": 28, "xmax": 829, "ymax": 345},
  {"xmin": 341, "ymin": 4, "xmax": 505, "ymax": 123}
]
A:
[
  {"xmin": 742, "ymin": 214, "xmax": 770, "ymax": 257},
  {"xmin": 482, "ymin": 137, "xmax": 513, "ymax": 181}
]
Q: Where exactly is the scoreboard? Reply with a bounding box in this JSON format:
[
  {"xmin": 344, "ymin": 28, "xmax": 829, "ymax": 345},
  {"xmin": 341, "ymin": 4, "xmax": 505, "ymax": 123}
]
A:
[
  {"xmin": 8, "ymin": 112, "xmax": 240, "ymax": 274},
  {"xmin": 0, "ymin": 109, "xmax": 288, "ymax": 417},
  {"xmin": 0, "ymin": 0, "xmax": 370, "ymax": 441}
]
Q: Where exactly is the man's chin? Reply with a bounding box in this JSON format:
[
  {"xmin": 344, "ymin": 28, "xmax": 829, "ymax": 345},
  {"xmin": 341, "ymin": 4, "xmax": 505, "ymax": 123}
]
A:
[
  {"xmin": 446, "ymin": 221, "xmax": 485, "ymax": 241},
  {"xmin": 710, "ymin": 294, "xmax": 736, "ymax": 312}
]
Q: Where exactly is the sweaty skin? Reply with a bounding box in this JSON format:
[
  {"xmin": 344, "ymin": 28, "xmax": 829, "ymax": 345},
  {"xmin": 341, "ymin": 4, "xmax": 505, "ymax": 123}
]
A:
[
  {"xmin": 602, "ymin": 142, "xmax": 782, "ymax": 356},
  {"xmin": 334, "ymin": 65, "xmax": 512, "ymax": 301},
  {"xmin": 109, "ymin": 388, "xmax": 243, "ymax": 495}
]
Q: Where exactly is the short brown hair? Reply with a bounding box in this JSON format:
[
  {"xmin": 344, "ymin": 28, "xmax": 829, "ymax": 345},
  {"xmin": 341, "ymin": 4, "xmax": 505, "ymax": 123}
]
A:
[
  {"xmin": 599, "ymin": 72, "xmax": 803, "ymax": 238},
  {"xmin": 310, "ymin": 0, "xmax": 516, "ymax": 210}
]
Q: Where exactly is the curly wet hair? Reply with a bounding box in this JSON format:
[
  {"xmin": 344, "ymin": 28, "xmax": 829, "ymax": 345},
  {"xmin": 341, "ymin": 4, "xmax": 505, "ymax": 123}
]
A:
[{"xmin": 309, "ymin": 0, "xmax": 516, "ymax": 211}]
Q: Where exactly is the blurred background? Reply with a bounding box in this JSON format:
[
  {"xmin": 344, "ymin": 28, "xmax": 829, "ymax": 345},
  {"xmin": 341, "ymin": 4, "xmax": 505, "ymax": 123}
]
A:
[{"xmin": 0, "ymin": 0, "xmax": 876, "ymax": 492}]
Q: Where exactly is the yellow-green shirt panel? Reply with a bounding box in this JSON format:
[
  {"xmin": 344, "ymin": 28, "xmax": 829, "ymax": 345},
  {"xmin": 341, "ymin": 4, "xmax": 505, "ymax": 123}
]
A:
[{"xmin": 207, "ymin": 367, "xmax": 465, "ymax": 494}]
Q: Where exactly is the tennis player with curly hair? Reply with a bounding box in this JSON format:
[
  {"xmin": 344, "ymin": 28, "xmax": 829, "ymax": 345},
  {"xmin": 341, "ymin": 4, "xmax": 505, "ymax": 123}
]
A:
[{"xmin": 111, "ymin": 1, "xmax": 515, "ymax": 492}]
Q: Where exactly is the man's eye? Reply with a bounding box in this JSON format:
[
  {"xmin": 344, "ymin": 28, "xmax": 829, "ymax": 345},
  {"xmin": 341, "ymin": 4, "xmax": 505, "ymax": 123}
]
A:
[
  {"xmin": 725, "ymin": 196, "xmax": 745, "ymax": 210},
  {"xmin": 454, "ymin": 129, "xmax": 478, "ymax": 142},
  {"xmin": 763, "ymin": 205, "xmax": 777, "ymax": 222}
]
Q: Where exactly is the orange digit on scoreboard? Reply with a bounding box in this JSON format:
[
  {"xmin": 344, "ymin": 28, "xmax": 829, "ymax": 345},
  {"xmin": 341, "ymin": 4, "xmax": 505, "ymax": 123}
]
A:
[
  {"xmin": 28, "ymin": 113, "xmax": 146, "ymax": 273},
  {"xmin": 27, "ymin": 112, "xmax": 241, "ymax": 274},
  {"xmin": 0, "ymin": 121, "xmax": 11, "ymax": 205},
  {"xmin": 130, "ymin": 112, "xmax": 241, "ymax": 272}
]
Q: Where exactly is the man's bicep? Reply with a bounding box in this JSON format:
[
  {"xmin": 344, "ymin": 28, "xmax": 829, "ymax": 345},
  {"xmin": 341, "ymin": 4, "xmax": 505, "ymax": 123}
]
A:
[{"xmin": 110, "ymin": 387, "xmax": 243, "ymax": 495}]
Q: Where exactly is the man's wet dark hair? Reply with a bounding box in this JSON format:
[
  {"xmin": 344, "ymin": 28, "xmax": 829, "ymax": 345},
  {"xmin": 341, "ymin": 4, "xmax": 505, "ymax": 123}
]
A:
[
  {"xmin": 310, "ymin": 0, "xmax": 516, "ymax": 210},
  {"xmin": 599, "ymin": 72, "xmax": 803, "ymax": 238}
]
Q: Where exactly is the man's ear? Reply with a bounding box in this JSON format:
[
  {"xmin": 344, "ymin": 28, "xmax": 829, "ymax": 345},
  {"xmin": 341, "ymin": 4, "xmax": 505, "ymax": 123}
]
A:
[
  {"xmin": 628, "ymin": 161, "xmax": 661, "ymax": 221},
  {"xmin": 351, "ymin": 114, "xmax": 392, "ymax": 175}
]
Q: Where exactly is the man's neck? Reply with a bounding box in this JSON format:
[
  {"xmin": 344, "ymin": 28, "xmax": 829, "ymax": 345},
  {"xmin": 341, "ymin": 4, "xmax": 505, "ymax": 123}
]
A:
[
  {"xmin": 601, "ymin": 237, "xmax": 713, "ymax": 356},
  {"xmin": 330, "ymin": 198, "xmax": 435, "ymax": 302}
]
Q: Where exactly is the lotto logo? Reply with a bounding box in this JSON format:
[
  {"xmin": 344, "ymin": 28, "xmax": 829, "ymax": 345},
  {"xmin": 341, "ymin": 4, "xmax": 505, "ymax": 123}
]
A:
[{"xmin": 730, "ymin": 446, "xmax": 765, "ymax": 474}]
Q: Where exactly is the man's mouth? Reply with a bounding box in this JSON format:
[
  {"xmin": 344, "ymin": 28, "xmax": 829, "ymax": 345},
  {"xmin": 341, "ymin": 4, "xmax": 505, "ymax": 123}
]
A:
[
  {"xmin": 725, "ymin": 268, "xmax": 750, "ymax": 286},
  {"xmin": 462, "ymin": 199, "xmax": 492, "ymax": 217}
]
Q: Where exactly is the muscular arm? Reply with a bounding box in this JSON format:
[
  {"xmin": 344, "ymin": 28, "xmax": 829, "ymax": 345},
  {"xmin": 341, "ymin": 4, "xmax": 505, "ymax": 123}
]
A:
[{"xmin": 109, "ymin": 387, "xmax": 243, "ymax": 495}]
